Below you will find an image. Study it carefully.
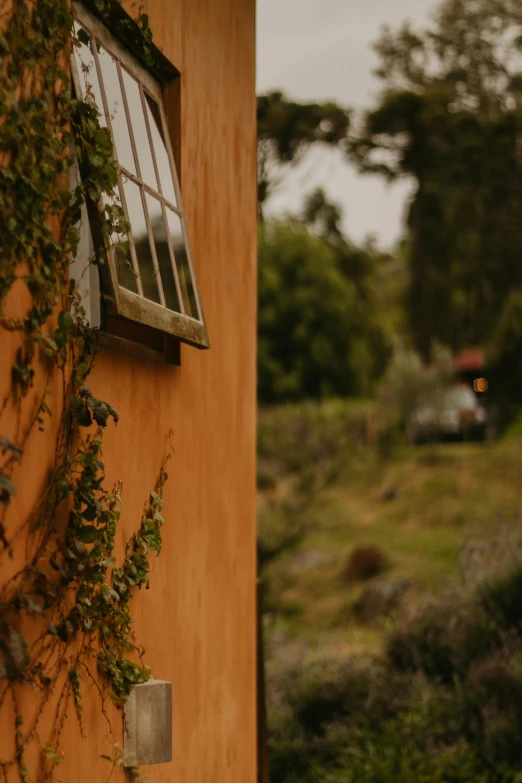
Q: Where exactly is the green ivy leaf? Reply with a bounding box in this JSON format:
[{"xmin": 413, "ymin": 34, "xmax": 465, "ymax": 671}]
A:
[
  {"xmin": 90, "ymin": 153, "xmax": 104, "ymax": 168},
  {"xmin": 0, "ymin": 437, "xmax": 22, "ymax": 461},
  {"xmin": 0, "ymin": 472, "xmax": 16, "ymax": 504},
  {"xmin": 76, "ymin": 28, "xmax": 90, "ymax": 46},
  {"xmin": 56, "ymin": 480, "xmax": 71, "ymax": 504},
  {"xmin": 82, "ymin": 505, "xmax": 98, "ymax": 522},
  {"xmin": 54, "ymin": 329, "xmax": 66, "ymax": 349},
  {"xmin": 2, "ymin": 627, "xmax": 29, "ymax": 677},
  {"xmin": 75, "ymin": 525, "xmax": 100, "ymax": 544},
  {"xmin": 58, "ymin": 310, "xmax": 74, "ymax": 332},
  {"xmin": 150, "ymin": 491, "xmax": 163, "ymax": 510},
  {"xmin": 20, "ymin": 596, "xmax": 43, "ymax": 616},
  {"xmin": 70, "ymin": 396, "xmax": 92, "ymax": 427}
]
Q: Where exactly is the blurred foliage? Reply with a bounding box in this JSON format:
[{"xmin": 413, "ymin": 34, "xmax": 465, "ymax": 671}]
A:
[
  {"xmin": 351, "ymin": 0, "xmax": 522, "ymax": 369},
  {"xmin": 257, "ymin": 3, "xmax": 522, "ymax": 771},
  {"xmin": 379, "ymin": 341, "xmax": 453, "ymax": 430},
  {"xmin": 258, "ymin": 398, "xmax": 369, "ymax": 474},
  {"xmin": 487, "ymin": 288, "xmax": 522, "ymax": 427},
  {"xmin": 257, "ymin": 400, "xmax": 369, "ymax": 581},
  {"xmin": 257, "ymin": 92, "xmax": 350, "ymax": 217},
  {"xmin": 256, "ymin": 0, "xmax": 522, "ymax": 414},
  {"xmin": 258, "ymin": 210, "xmax": 390, "ymax": 404},
  {"xmin": 258, "ymin": 398, "xmax": 522, "ymax": 643},
  {"xmin": 267, "ymin": 530, "xmax": 522, "ymax": 783}
]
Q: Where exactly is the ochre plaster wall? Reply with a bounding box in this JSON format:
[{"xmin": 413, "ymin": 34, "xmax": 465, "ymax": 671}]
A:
[{"xmin": 0, "ymin": 0, "xmax": 257, "ymax": 780}]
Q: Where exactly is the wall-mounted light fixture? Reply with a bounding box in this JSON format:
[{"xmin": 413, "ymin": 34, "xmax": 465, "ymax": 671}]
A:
[{"xmin": 124, "ymin": 679, "xmax": 172, "ymax": 767}]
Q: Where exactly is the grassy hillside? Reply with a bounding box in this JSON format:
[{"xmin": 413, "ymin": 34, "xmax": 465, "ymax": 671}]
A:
[{"xmin": 258, "ymin": 401, "xmax": 522, "ymax": 659}]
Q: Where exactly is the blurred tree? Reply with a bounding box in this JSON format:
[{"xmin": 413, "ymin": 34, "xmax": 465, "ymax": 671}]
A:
[
  {"xmin": 487, "ymin": 288, "xmax": 522, "ymax": 425},
  {"xmin": 257, "ymin": 92, "xmax": 350, "ymax": 219},
  {"xmin": 301, "ymin": 188, "xmax": 379, "ymax": 301},
  {"xmin": 258, "ymin": 216, "xmax": 389, "ymax": 403},
  {"xmin": 351, "ymin": 0, "xmax": 522, "ymax": 362}
]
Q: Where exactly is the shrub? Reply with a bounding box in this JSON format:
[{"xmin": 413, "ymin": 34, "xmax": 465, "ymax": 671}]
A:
[
  {"xmin": 258, "ymin": 220, "xmax": 389, "ymax": 404},
  {"xmin": 378, "ymin": 342, "xmax": 454, "ymax": 442},
  {"xmin": 268, "ymin": 529, "xmax": 522, "ymax": 782},
  {"xmin": 343, "ymin": 544, "xmax": 388, "ymax": 583}
]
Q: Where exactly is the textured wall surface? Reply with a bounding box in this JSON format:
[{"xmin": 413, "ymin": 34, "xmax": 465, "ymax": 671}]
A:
[{"xmin": 0, "ymin": 0, "xmax": 257, "ymax": 780}]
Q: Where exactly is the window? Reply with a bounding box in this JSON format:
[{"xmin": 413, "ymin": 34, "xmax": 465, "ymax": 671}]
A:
[{"xmin": 70, "ymin": 1, "xmax": 208, "ymax": 353}]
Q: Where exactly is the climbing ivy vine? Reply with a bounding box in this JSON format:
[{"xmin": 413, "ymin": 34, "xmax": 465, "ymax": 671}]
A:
[{"xmin": 0, "ymin": 0, "xmax": 168, "ymax": 779}]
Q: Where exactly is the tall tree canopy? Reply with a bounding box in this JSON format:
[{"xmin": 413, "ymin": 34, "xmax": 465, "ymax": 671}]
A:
[
  {"xmin": 258, "ymin": 192, "xmax": 389, "ymax": 403},
  {"xmin": 257, "ymin": 91, "xmax": 350, "ymax": 219},
  {"xmin": 352, "ymin": 0, "xmax": 522, "ymax": 361}
]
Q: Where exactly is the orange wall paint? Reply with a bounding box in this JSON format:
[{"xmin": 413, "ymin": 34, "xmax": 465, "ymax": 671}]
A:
[{"xmin": 0, "ymin": 0, "xmax": 257, "ymax": 780}]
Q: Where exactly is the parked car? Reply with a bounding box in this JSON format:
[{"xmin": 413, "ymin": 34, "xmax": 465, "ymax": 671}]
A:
[{"xmin": 409, "ymin": 383, "xmax": 487, "ymax": 443}]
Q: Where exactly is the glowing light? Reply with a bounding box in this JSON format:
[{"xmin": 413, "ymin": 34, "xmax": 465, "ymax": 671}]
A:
[{"xmin": 473, "ymin": 377, "xmax": 488, "ymax": 393}]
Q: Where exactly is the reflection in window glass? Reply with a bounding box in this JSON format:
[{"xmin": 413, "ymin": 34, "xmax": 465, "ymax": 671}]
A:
[
  {"xmin": 145, "ymin": 194, "xmax": 180, "ymax": 312},
  {"xmin": 114, "ymin": 239, "xmax": 139, "ymax": 294},
  {"xmin": 72, "ymin": 11, "xmax": 206, "ymax": 343},
  {"xmin": 100, "ymin": 184, "xmax": 139, "ymax": 292},
  {"xmin": 165, "ymin": 208, "xmax": 199, "ymax": 319},
  {"xmin": 120, "ymin": 69, "xmax": 158, "ymax": 190},
  {"xmin": 144, "ymin": 94, "xmax": 178, "ymax": 206},
  {"xmin": 123, "ymin": 180, "xmax": 161, "ymax": 304},
  {"xmin": 73, "ymin": 24, "xmax": 106, "ymax": 126},
  {"xmin": 69, "ymin": 157, "xmax": 102, "ymax": 326},
  {"xmin": 96, "ymin": 46, "xmax": 136, "ymax": 176}
]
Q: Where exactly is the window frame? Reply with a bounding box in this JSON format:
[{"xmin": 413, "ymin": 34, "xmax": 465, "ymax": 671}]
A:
[{"xmin": 70, "ymin": 0, "xmax": 209, "ymax": 351}]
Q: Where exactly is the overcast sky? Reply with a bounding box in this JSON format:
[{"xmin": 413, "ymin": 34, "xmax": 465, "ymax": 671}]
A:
[{"xmin": 256, "ymin": 0, "xmax": 436, "ymax": 248}]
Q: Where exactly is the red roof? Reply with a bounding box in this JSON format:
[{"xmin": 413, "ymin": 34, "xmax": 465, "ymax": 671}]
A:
[{"xmin": 454, "ymin": 348, "xmax": 484, "ymax": 371}]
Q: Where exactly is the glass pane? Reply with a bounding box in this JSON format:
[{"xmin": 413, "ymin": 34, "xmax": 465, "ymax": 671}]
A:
[
  {"xmin": 72, "ymin": 24, "xmax": 105, "ymax": 124},
  {"xmin": 99, "ymin": 183, "xmax": 139, "ymax": 294},
  {"xmin": 96, "ymin": 45, "xmax": 136, "ymax": 176},
  {"xmin": 144, "ymin": 94, "xmax": 178, "ymax": 206},
  {"xmin": 69, "ymin": 159, "xmax": 102, "ymax": 327},
  {"xmin": 120, "ymin": 69, "xmax": 158, "ymax": 191},
  {"xmin": 165, "ymin": 208, "xmax": 199, "ymax": 319},
  {"xmin": 145, "ymin": 194, "xmax": 181, "ymax": 312},
  {"xmin": 123, "ymin": 180, "xmax": 161, "ymax": 303},
  {"xmin": 113, "ymin": 238, "xmax": 139, "ymax": 294}
]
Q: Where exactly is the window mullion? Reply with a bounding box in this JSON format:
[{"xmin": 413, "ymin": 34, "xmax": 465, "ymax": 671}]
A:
[
  {"xmin": 119, "ymin": 167, "xmax": 182, "ymax": 216},
  {"xmin": 91, "ymin": 37, "xmax": 144, "ymax": 297},
  {"xmin": 116, "ymin": 61, "xmax": 166, "ymax": 307},
  {"xmin": 158, "ymin": 101, "xmax": 204, "ymax": 322},
  {"xmin": 160, "ymin": 202, "xmax": 185, "ymax": 316},
  {"xmin": 140, "ymin": 84, "xmax": 162, "ymax": 196},
  {"xmin": 115, "ymin": 180, "xmax": 144, "ymax": 297},
  {"xmin": 117, "ymin": 61, "xmax": 142, "ymax": 181},
  {"xmin": 140, "ymin": 187, "xmax": 167, "ymax": 308},
  {"xmin": 140, "ymin": 84, "xmax": 185, "ymax": 316}
]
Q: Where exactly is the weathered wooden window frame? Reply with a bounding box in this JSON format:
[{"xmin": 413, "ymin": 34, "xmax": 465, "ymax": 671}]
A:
[{"xmin": 70, "ymin": 1, "xmax": 209, "ymax": 352}]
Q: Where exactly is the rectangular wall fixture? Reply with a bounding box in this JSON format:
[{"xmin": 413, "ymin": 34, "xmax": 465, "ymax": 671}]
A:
[{"xmin": 124, "ymin": 679, "xmax": 173, "ymax": 766}]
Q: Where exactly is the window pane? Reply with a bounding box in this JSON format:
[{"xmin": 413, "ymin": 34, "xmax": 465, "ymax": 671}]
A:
[
  {"xmin": 72, "ymin": 24, "xmax": 105, "ymax": 124},
  {"xmin": 104, "ymin": 185, "xmax": 139, "ymax": 294},
  {"xmin": 165, "ymin": 208, "xmax": 199, "ymax": 319},
  {"xmin": 96, "ymin": 45, "xmax": 136, "ymax": 176},
  {"xmin": 145, "ymin": 194, "xmax": 181, "ymax": 313},
  {"xmin": 113, "ymin": 239, "xmax": 139, "ymax": 294},
  {"xmin": 69, "ymin": 159, "xmax": 102, "ymax": 327},
  {"xmin": 144, "ymin": 94, "xmax": 178, "ymax": 206},
  {"xmin": 120, "ymin": 69, "xmax": 158, "ymax": 190},
  {"xmin": 123, "ymin": 180, "xmax": 161, "ymax": 303}
]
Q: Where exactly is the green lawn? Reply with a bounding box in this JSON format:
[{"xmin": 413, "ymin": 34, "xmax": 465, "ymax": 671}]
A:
[{"xmin": 259, "ymin": 402, "xmax": 522, "ymax": 657}]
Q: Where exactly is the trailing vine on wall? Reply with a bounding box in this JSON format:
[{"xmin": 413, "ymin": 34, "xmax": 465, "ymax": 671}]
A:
[{"xmin": 0, "ymin": 0, "xmax": 168, "ymax": 779}]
